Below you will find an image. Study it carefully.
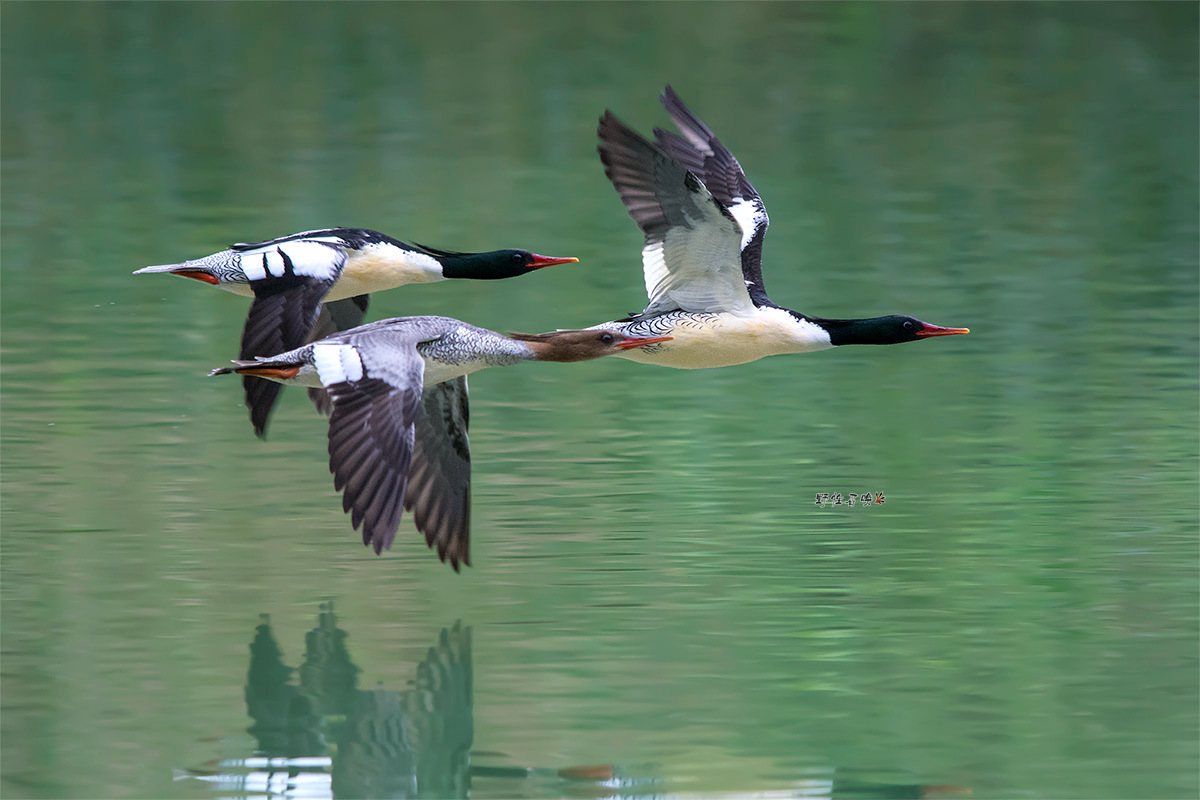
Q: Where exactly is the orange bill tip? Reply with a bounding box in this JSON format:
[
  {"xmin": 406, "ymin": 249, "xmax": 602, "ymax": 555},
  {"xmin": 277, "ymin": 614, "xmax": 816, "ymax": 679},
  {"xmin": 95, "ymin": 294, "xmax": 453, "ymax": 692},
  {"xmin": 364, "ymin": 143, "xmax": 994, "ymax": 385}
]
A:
[
  {"xmin": 915, "ymin": 325, "xmax": 970, "ymax": 338},
  {"xmin": 528, "ymin": 254, "xmax": 580, "ymax": 268}
]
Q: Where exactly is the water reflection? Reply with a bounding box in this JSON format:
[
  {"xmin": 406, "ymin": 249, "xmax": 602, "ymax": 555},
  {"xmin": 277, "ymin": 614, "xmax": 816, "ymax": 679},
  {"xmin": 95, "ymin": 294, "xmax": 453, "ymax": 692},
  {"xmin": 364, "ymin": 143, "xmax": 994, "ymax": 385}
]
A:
[{"xmin": 179, "ymin": 604, "xmax": 969, "ymax": 799}]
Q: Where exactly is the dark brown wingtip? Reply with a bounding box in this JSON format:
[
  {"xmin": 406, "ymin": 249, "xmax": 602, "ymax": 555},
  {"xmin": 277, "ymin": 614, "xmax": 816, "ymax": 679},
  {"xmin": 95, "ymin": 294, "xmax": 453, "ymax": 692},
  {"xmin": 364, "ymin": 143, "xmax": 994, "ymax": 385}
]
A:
[{"xmin": 244, "ymin": 374, "xmax": 283, "ymax": 440}]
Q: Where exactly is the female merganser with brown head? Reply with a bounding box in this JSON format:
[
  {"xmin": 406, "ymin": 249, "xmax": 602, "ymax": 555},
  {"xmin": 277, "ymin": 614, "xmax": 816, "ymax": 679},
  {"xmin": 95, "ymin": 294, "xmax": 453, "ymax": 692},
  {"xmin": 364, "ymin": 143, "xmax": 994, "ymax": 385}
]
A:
[
  {"xmin": 584, "ymin": 87, "xmax": 968, "ymax": 369},
  {"xmin": 211, "ymin": 316, "xmax": 670, "ymax": 571},
  {"xmin": 136, "ymin": 228, "xmax": 577, "ymax": 435}
]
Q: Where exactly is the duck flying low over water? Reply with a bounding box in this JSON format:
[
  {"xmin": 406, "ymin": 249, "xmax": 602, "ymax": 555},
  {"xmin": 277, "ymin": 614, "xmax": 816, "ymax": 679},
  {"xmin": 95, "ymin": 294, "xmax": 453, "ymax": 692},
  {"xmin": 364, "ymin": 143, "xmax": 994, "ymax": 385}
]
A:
[
  {"xmin": 211, "ymin": 316, "xmax": 670, "ymax": 571},
  {"xmin": 136, "ymin": 228, "xmax": 578, "ymax": 435},
  {"xmin": 585, "ymin": 86, "xmax": 968, "ymax": 369}
]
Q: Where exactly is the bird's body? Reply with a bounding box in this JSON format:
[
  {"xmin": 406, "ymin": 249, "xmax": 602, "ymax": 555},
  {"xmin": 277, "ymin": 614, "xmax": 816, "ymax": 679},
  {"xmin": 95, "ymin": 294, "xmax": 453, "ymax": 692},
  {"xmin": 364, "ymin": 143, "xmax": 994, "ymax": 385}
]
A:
[
  {"xmin": 137, "ymin": 228, "xmax": 577, "ymax": 435},
  {"xmin": 238, "ymin": 316, "xmax": 564, "ymax": 390},
  {"xmin": 136, "ymin": 228, "xmax": 451, "ymax": 299},
  {"xmin": 585, "ymin": 87, "xmax": 967, "ymax": 368},
  {"xmin": 593, "ymin": 306, "xmax": 833, "ymax": 369},
  {"xmin": 211, "ymin": 317, "xmax": 670, "ymax": 570}
]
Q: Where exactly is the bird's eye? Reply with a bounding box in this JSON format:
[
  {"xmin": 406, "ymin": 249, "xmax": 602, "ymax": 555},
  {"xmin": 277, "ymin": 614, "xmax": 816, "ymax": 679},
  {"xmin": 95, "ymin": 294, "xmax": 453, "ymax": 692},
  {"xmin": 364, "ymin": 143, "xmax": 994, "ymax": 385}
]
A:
[
  {"xmin": 902, "ymin": 320, "xmax": 914, "ymax": 331},
  {"xmin": 600, "ymin": 333, "xmax": 614, "ymax": 344},
  {"xmin": 511, "ymin": 252, "xmax": 525, "ymax": 264}
]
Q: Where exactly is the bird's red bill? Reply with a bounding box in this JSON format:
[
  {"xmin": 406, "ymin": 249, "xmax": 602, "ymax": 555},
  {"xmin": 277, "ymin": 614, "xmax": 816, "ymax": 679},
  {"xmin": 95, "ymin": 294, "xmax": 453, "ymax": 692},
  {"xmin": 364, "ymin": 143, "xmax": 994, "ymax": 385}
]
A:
[
  {"xmin": 915, "ymin": 325, "xmax": 970, "ymax": 338},
  {"xmin": 618, "ymin": 335, "xmax": 673, "ymax": 350},
  {"xmin": 527, "ymin": 254, "xmax": 580, "ymax": 268},
  {"xmin": 175, "ymin": 270, "xmax": 220, "ymax": 285}
]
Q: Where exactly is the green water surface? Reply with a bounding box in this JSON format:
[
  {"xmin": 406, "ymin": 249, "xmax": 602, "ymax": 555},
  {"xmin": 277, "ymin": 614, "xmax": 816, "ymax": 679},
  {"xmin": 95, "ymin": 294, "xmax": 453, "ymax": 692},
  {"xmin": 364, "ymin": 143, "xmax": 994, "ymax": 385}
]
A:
[{"xmin": 2, "ymin": 3, "xmax": 1197, "ymax": 798}]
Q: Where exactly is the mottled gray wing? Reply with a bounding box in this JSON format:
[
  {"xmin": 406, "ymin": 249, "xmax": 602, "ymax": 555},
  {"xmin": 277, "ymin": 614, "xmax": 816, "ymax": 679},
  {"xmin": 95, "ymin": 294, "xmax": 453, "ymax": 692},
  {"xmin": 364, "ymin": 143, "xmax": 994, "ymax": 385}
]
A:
[
  {"xmin": 325, "ymin": 355, "xmax": 424, "ymax": 556},
  {"xmin": 598, "ymin": 110, "xmax": 754, "ymax": 316},
  {"xmin": 654, "ymin": 85, "xmax": 771, "ymax": 306},
  {"xmin": 307, "ymin": 295, "xmax": 370, "ymax": 416},
  {"xmin": 405, "ymin": 377, "xmax": 471, "ymax": 571}
]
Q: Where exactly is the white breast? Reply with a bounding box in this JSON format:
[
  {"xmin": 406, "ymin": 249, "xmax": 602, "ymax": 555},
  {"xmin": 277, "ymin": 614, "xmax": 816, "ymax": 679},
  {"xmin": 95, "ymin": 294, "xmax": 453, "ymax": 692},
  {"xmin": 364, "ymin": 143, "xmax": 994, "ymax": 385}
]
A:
[
  {"xmin": 618, "ymin": 306, "xmax": 833, "ymax": 369},
  {"xmin": 326, "ymin": 243, "xmax": 444, "ymax": 301}
]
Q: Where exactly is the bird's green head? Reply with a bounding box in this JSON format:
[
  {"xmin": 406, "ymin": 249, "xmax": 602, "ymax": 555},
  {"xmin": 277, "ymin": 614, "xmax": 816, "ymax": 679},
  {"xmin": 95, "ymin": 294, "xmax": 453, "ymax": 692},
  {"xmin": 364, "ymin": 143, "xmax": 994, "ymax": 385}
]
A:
[
  {"xmin": 417, "ymin": 244, "xmax": 578, "ymax": 280},
  {"xmin": 818, "ymin": 314, "xmax": 970, "ymax": 345}
]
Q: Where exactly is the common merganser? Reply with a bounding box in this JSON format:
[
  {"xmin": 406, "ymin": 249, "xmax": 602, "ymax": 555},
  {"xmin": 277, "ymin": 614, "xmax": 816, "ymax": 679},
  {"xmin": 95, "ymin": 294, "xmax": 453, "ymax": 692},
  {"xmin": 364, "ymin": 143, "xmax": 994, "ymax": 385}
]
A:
[
  {"xmin": 135, "ymin": 228, "xmax": 577, "ymax": 435},
  {"xmin": 585, "ymin": 87, "xmax": 968, "ymax": 368},
  {"xmin": 211, "ymin": 317, "xmax": 670, "ymax": 570}
]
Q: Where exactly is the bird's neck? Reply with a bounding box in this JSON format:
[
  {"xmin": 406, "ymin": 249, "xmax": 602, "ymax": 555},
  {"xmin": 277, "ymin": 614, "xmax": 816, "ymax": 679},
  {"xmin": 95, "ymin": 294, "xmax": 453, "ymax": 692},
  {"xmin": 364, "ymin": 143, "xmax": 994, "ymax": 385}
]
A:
[
  {"xmin": 417, "ymin": 329, "xmax": 538, "ymax": 386},
  {"xmin": 813, "ymin": 316, "xmax": 895, "ymax": 346},
  {"xmin": 515, "ymin": 338, "xmax": 570, "ymax": 362},
  {"xmin": 453, "ymin": 329, "xmax": 540, "ymax": 365}
]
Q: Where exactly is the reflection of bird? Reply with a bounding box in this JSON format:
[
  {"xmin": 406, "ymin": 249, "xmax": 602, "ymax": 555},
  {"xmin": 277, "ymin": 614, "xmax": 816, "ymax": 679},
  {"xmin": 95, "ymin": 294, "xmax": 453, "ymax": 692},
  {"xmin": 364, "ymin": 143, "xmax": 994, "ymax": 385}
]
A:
[
  {"xmin": 239, "ymin": 607, "xmax": 474, "ymax": 799},
  {"xmin": 244, "ymin": 614, "xmax": 325, "ymax": 759},
  {"xmin": 135, "ymin": 228, "xmax": 577, "ymax": 436},
  {"xmin": 585, "ymin": 86, "xmax": 968, "ymax": 369},
  {"xmin": 218, "ymin": 607, "xmax": 975, "ymax": 800},
  {"xmin": 333, "ymin": 623, "xmax": 474, "ymax": 799},
  {"xmin": 211, "ymin": 317, "xmax": 669, "ymax": 569},
  {"xmin": 298, "ymin": 602, "xmax": 360, "ymax": 721}
]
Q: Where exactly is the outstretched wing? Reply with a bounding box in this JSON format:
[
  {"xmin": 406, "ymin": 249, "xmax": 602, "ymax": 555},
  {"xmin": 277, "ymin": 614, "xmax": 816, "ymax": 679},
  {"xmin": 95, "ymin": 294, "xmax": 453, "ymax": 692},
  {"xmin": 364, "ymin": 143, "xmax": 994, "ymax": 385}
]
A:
[
  {"xmin": 307, "ymin": 295, "xmax": 371, "ymax": 417},
  {"xmin": 654, "ymin": 85, "xmax": 771, "ymax": 306},
  {"xmin": 237, "ymin": 238, "xmax": 348, "ymax": 437},
  {"xmin": 598, "ymin": 110, "xmax": 754, "ymax": 317},
  {"xmin": 405, "ymin": 377, "xmax": 471, "ymax": 571},
  {"xmin": 322, "ymin": 341, "xmax": 425, "ymax": 556}
]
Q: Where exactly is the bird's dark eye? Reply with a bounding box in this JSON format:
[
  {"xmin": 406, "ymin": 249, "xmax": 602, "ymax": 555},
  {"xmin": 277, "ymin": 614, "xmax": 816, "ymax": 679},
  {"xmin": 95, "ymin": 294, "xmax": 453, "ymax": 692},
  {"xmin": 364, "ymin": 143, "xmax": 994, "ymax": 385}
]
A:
[
  {"xmin": 511, "ymin": 252, "xmax": 525, "ymax": 264},
  {"xmin": 902, "ymin": 320, "xmax": 914, "ymax": 331},
  {"xmin": 600, "ymin": 333, "xmax": 614, "ymax": 344}
]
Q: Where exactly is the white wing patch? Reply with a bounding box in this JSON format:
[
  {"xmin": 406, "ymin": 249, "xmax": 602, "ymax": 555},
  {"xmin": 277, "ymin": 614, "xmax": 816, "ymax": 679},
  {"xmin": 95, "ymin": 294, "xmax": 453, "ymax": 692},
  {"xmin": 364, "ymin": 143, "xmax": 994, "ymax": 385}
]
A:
[
  {"xmin": 312, "ymin": 343, "xmax": 365, "ymax": 385},
  {"xmin": 727, "ymin": 196, "xmax": 768, "ymax": 251},
  {"xmin": 236, "ymin": 241, "xmax": 345, "ymax": 283},
  {"xmin": 241, "ymin": 255, "xmax": 267, "ymax": 282},
  {"xmin": 640, "ymin": 240, "xmax": 670, "ymax": 306},
  {"xmin": 644, "ymin": 182, "xmax": 754, "ymax": 316}
]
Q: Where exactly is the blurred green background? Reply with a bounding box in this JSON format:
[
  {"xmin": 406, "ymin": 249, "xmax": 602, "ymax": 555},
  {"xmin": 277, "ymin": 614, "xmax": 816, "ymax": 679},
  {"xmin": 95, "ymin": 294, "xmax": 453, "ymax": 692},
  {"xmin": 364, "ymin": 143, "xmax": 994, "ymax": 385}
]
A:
[{"xmin": 2, "ymin": 3, "xmax": 1196, "ymax": 798}]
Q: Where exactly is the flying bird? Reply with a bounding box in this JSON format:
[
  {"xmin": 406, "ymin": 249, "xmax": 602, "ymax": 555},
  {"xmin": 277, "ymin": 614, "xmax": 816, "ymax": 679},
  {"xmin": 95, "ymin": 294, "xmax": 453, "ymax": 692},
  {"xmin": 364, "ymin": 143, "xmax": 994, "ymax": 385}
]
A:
[
  {"xmin": 585, "ymin": 86, "xmax": 968, "ymax": 368},
  {"xmin": 136, "ymin": 228, "xmax": 577, "ymax": 435},
  {"xmin": 211, "ymin": 316, "xmax": 670, "ymax": 570}
]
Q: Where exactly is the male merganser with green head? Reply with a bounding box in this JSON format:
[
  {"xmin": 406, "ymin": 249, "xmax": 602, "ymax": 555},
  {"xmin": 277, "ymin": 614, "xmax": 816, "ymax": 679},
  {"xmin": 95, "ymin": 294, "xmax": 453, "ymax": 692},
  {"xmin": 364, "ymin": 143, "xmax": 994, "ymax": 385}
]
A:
[
  {"xmin": 585, "ymin": 87, "xmax": 968, "ymax": 368},
  {"xmin": 136, "ymin": 228, "xmax": 577, "ymax": 435}
]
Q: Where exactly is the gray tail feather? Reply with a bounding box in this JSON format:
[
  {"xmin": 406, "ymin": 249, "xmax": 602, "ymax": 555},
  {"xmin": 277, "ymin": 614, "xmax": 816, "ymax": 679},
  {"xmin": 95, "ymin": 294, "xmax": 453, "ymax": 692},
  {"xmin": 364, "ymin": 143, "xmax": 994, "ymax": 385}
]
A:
[
  {"xmin": 132, "ymin": 262, "xmax": 188, "ymax": 275},
  {"xmin": 208, "ymin": 357, "xmax": 285, "ymax": 377}
]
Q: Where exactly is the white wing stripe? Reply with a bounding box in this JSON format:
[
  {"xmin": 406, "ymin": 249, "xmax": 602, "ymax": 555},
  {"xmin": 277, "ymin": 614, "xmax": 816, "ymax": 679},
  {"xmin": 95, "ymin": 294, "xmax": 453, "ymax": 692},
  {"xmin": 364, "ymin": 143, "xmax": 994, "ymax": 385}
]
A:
[
  {"xmin": 728, "ymin": 196, "xmax": 767, "ymax": 251},
  {"xmin": 233, "ymin": 240, "xmax": 345, "ymax": 282},
  {"xmin": 273, "ymin": 241, "xmax": 344, "ymax": 279},
  {"xmin": 242, "ymin": 256, "xmax": 267, "ymax": 282},
  {"xmin": 264, "ymin": 250, "xmax": 286, "ymax": 278},
  {"xmin": 313, "ymin": 344, "xmax": 364, "ymax": 385}
]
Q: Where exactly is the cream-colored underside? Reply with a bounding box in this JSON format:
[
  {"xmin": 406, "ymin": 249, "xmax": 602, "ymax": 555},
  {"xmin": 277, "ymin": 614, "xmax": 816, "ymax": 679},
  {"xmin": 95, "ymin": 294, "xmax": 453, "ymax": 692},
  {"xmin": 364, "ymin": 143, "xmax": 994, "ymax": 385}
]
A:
[
  {"xmin": 325, "ymin": 246, "xmax": 444, "ymax": 301},
  {"xmin": 222, "ymin": 283, "xmax": 255, "ymax": 298},
  {"xmin": 619, "ymin": 306, "xmax": 833, "ymax": 369},
  {"xmin": 218, "ymin": 245, "xmax": 444, "ymax": 300}
]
